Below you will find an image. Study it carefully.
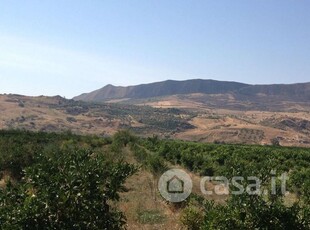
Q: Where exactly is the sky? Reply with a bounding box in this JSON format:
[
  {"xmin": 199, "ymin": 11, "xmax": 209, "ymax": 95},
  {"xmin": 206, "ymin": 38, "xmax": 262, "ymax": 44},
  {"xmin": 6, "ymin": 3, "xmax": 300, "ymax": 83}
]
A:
[{"xmin": 0, "ymin": 0, "xmax": 309, "ymax": 98}]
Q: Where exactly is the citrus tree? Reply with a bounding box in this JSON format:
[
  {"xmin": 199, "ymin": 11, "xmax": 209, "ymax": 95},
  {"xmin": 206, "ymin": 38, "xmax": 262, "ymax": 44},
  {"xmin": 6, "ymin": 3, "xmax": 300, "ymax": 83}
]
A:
[{"xmin": 0, "ymin": 147, "xmax": 136, "ymax": 230}]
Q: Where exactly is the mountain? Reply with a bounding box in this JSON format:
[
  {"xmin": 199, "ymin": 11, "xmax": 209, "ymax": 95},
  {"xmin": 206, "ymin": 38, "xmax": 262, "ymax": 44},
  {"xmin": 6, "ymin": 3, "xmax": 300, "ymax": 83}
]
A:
[
  {"xmin": 237, "ymin": 82, "xmax": 310, "ymax": 101},
  {"xmin": 73, "ymin": 79, "xmax": 249, "ymax": 101},
  {"xmin": 73, "ymin": 79, "xmax": 310, "ymax": 103}
]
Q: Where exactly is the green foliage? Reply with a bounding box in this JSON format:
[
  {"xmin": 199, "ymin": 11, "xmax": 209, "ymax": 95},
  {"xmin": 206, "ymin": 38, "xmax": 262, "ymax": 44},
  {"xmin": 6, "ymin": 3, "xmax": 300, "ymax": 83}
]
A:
[
  {"xmin": 290, "ymin": 167, "xmax": 310, "ymax": 204},
  {"xmin": 110, "ymin": 130, "xmax": 137, "ymax": 154},
  {"xmin": 145, "ymin": 154, "xmax": 168, "ymax": 176},
  {"xmin": 130, "ymin": 143, "xmax": 148, "ymax": 162},
  {"xmin": 180, "ymin": 202, "xmax": 204, "ymax": 230},
  {"xmin": 0, "ymin": 130, "xmax": 111, "ymax": 180},
  {"xmin": 179, "ymin": 193, "xmax": 309, "ymax": 230},
  {"xmin": 1, "ymin": 130, "xmax": 309, "ymax": 229},
  {"xmin": 198, "ymin": 194, "xmax": 308, "ymax": 230},
  {"xmin": 136, "ymin": 210, "xmax": 165, "ymax": 224},
  {"xmin": 142, "ymin": 139, "xmax": 310, "ymax": 192},
  {"xmin": 0, "ymin": 130, "xmax": 137, "ymax": 229},
  {"xmin": 130, "ymin": 143, "xmax": 168, "ymax": 176},
  {"xmin": 141, "ymin": 138, "xmax": 310, "ymax": 229}
]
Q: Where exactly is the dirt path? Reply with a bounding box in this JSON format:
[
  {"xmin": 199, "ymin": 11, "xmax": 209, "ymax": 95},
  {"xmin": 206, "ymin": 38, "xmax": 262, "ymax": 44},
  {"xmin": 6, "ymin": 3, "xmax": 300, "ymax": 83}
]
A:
[{"xmin": 118, "ymin": 147, "xmax": 184, "ymax": 230}]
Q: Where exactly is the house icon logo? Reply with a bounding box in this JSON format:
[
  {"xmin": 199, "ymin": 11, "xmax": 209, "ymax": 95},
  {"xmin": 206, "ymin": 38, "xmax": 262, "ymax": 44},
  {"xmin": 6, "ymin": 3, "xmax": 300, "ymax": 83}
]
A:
[
  {"xmin": 167, "ymin": 175, "xmax": 184, "ymax": 193},
  {"xmin": 158, "ymin": 169, "xmax": 192, "ymax": 202}
]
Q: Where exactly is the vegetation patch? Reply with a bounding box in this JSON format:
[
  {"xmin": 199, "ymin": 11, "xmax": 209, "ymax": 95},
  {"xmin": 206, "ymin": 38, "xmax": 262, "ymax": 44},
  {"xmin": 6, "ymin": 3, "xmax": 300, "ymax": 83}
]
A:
[{"xmin": 137, "ymin": 209, "xmax": 165, "ymax": 225}]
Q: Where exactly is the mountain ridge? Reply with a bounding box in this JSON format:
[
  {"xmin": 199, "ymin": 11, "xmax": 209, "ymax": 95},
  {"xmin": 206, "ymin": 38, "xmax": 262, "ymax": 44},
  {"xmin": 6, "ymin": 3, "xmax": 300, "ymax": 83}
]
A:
[{"xmin": 73, "ymin": 79, "xmax": 310, "ymax": 102}]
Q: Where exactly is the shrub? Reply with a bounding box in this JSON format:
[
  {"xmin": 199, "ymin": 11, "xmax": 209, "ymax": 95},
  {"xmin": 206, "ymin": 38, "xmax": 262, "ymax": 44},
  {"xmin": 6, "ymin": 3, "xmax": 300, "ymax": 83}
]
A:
[
  {"xmin": 113, "ymin": 130, "xmax": 136, "ymax": 147},
  {"xmin": 0, "ymin": 147, "xmax": 137, "ymax": 229},
  {"xmin": 137, "ymin": 210, "xmax": 165, "ymax": 224},
  {"xmin": 180, "ymin": 203, "xmax": 204, "ymax": 230}
]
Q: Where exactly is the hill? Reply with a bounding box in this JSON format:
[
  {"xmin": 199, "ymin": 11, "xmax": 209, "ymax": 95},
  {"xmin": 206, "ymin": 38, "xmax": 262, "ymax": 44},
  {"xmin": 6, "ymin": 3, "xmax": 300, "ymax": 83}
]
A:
[
  {"xmin": 1, "ymin": 93, "xmax": 310, "ymax": 147},
  {"xmin": 74, "ymin": 79, "xmax": 310, "ymax": 104}
]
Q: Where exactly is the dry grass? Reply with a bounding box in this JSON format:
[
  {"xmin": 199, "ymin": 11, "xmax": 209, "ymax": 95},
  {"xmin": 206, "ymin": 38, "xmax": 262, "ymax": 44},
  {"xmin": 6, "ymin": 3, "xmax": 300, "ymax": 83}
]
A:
[
  {"xmin": 176, "ymin": 110, "xmax": 310, "ymax": 147},
  {"xmin": 1, "ymin": 94, "xmax": 310, "ymax": 147},
  {"xmin": 116, "ymin": 146, "xmax": 231, "ymax": 229},
  {"xmin": 0, "ymin": 94, "xmax": 121, "ymax": 135},
  {"xmin": 118, "ymin": 148, "xmax": 184, "ymax": 230}
]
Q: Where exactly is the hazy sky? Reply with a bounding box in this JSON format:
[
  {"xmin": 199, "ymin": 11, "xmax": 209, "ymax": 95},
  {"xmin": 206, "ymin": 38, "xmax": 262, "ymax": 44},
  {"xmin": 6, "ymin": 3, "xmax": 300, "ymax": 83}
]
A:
[{"xmin": 0, "ymin": 1, "xmax": 309, "ymax": 98}]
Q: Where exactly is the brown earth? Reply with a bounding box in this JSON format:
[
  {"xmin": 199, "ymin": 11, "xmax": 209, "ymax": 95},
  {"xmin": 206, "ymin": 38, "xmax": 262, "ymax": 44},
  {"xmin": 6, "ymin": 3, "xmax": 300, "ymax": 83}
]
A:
[
  {"xmin": 118, "ymin": 147, "xmax": 228, "ymax": 229},
  {"xmin": 1, "ymin": 94, "xmax": 310, "ymax": 147}
]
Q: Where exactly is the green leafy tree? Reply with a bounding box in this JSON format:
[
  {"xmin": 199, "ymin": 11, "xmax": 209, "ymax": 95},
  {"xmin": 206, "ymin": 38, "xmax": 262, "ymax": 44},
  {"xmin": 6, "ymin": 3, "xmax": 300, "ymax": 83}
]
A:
[
  {"xmin": 0, "ymin": 147, "xmax": 137, "ymax": 229},
  {"xmin": 113, "ymin": 130, "xmax": 136, "ymax": 147}
]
